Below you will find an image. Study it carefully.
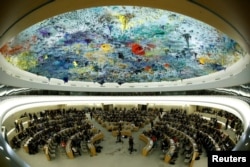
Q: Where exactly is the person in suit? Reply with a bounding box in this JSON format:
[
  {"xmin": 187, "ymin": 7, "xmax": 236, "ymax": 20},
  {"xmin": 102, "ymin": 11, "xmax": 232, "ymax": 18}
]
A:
[
  {"xmin": 14, "ymin": 121, "xmax": 19, "ymax": 133},
  {"xmin": 90, "ymin": 111, "xmax": 93, "ymax": 120},
  {"xmin": 225, "ymin": 118, "xmax": 229, "ymax": 130},
  {"xmin": 116, "ymin": 129, "xmax": 123, "ymax": 143},
  {"xmin": 150, "ymin": 120, "xmax": 154, "ymax": 128},
  {"xmin": 128, "ymin": 136, "xmax": 134, "ymax": 154}
]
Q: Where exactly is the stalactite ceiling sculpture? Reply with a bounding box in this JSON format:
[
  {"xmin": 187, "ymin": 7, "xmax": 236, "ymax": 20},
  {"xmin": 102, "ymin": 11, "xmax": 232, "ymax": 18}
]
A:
[{"xmin": 0, "ymin": 6, "xmax": 245, "ymax": 84}]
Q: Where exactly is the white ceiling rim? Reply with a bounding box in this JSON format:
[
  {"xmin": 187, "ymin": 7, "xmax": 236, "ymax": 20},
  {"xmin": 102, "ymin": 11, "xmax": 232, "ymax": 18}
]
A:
[{"xmin": 0, "ymin": 54, "xmax": 249, "ymax": 92}]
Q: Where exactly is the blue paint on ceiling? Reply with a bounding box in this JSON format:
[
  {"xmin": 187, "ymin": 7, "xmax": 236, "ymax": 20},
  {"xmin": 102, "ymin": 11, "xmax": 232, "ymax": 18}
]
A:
[{"xmin": 0, "ymin": 6, "xmax": 244, "ymax": 84}]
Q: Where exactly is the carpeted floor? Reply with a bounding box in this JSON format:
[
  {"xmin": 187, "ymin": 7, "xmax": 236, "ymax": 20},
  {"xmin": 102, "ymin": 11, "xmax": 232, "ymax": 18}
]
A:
[{"xmin": 14, "ymin": 113, "xmax": 209, "ymax": 167}]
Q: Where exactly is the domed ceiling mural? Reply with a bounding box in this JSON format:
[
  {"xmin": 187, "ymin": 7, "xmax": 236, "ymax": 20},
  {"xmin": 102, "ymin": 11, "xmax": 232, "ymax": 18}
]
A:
[{"xmin": 0, "ymin": 6, "xmax": 245, "ymax": 84}]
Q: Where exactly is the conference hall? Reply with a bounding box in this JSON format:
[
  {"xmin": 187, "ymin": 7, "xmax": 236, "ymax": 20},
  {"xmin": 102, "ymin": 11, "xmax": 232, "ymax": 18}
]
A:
[{"xmin": 0, "ymin": 1, "xmax": 250, "ymax": 167}]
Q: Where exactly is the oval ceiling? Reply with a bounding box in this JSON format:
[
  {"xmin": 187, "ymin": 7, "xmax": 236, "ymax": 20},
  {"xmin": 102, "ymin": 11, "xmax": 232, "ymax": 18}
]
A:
[{"xmin": 0, "ymin": 6, "xmax": 245, "ymax": 85}]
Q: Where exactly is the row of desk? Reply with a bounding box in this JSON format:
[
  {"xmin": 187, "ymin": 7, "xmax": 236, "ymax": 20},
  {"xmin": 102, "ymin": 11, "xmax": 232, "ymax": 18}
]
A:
[
  {"xmin": 44, "ymin": 138, "xmax": 57, "ymax": 161},
  {"xmin": 201, "ymin": 123, "xmax": 236, "ymax": 149},
  {"xmin": 162, "ymin": 123, "xmax": 199, "ymax": 166},
  {"xmin": 199, "ymin": 130, "xmax": 221, "ymax": 151},
  {"xmin": 139, "ymin": 134, "xmax": 153, "ymax": 156},
  {"xmin": 141, "ymin": 121, "xmax": 200, "ymax": 167},
  {"xmin": 65, "ymin": 131, "xmax": 104, "ymax": 158},
  {"xmin": 99, "ymin": 120, "xmax": 140, "ymax": 132},
  {"xmin": 87, "ymin": 132, "xmax": 104, "ymax": 156},
  {"xmin": 163, "ymin": 135, "xmax": 175, "ymax": 163},
  {"xmin": 23, "ymin": 127, "xmax": 53, "ymax": 153}
]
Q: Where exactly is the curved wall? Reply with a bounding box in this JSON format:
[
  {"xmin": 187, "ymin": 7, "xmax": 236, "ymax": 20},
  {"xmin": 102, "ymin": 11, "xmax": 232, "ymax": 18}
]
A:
[{"xmin": 0, "ymin": 96, "xmax": 250, "ymax": 167}]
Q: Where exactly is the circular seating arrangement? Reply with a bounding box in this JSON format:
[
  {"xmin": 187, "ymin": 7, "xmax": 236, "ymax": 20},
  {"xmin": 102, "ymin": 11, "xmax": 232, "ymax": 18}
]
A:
[
  {"xmin": 8, "ymin": 105, "xmax": 243, "ymax": 167},
  {"xmin": 138, "ymin": 108, "xmax": 242, "ymax": 166},
  {"xmin": 93, "ymin": 107, "xmax": 159, "ymax": 136},
  {"xmin": 10, "ymin": 108, "xmax": 104, "ymax": 161}
]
